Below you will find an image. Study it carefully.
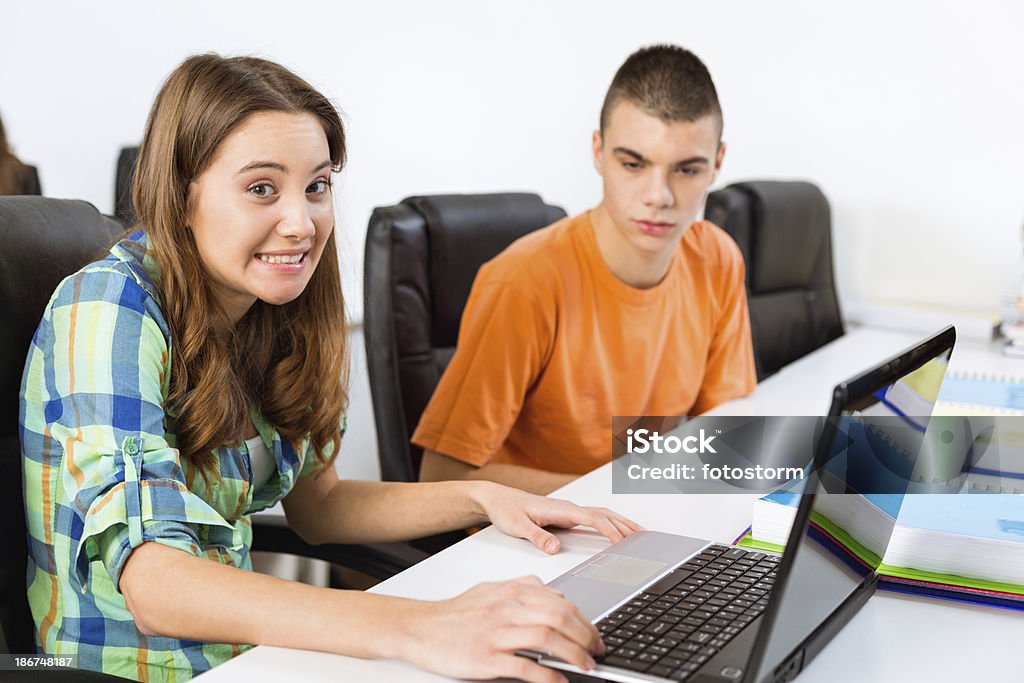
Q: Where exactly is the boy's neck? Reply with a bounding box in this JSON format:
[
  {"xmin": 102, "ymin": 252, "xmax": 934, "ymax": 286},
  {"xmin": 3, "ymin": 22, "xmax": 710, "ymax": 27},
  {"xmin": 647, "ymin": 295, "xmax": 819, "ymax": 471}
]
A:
[{"xmin": 590, "ymin": 204, "xmax": 679, "ymax": 289}]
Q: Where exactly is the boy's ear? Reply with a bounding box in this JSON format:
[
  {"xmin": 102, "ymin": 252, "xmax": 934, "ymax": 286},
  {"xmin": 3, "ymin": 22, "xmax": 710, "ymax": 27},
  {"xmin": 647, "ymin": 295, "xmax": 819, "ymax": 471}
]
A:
[
  {"xmin": 592, "ymin": 130, "xmax": 605, "ymax": 176},
  {"xmin": 710, "ymin": 140, "xmax": 727, "ymax": 183}
]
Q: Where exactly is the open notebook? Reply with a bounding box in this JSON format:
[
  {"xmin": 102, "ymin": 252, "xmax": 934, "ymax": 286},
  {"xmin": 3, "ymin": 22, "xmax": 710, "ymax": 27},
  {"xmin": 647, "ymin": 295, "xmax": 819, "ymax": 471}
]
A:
[{"xmin": 740, "ymin": 491, "xmax": 1024, "ymax": 610}]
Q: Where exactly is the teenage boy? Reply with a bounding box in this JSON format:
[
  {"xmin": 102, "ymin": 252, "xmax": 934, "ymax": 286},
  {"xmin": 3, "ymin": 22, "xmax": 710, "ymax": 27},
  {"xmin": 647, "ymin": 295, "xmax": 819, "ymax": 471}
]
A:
[{"xmin": 414, "ymin": 45, "xmax": 756, "ymax": 494}]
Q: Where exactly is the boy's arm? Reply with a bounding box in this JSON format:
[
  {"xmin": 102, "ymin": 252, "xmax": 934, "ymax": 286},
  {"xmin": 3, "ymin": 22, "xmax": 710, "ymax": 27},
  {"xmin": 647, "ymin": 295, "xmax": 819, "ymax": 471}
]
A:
[
  {"xmin": 419, "ymin": 449, "xmax": 576, "ymax": 496},
  {"xmin": 691, "ymin": 236, "xmax": 758, "ymax": 414},
  {"xmin": 412, "ymin": 276, "xmax": 559, "ymax": 489}
]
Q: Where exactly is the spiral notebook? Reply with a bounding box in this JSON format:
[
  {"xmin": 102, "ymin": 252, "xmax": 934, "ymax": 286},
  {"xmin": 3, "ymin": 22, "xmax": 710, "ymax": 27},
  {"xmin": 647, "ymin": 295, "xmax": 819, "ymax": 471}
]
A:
[{"xmin": 937, "ymin": 369, "xmax": 1024, "ymax": 413}]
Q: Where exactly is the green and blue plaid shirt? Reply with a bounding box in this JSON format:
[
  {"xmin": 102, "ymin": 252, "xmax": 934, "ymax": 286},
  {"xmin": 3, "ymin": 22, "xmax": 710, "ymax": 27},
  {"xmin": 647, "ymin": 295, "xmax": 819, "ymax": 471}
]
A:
[{"xmin": 20, "ymin": 232, "xmax": 325, "ymax": 681}]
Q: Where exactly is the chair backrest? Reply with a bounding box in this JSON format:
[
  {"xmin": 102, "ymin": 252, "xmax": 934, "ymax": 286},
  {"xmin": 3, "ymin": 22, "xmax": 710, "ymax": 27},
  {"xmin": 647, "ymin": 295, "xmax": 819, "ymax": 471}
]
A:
[
  {"xmin": 364, "ymin": 193, "xmax": 566, "ymax": 482},
  {"xmin": 22, "ymin": 165, "xmax": 42, "ymax": 196},
  {"xmin": 0, "ymin": 163, "xmax": 41, "ymax": 197},
  {"xmin": 114, "ymin": 146, "xmax": 139, "ymax": 226},
  {"xmin": 705, "ymin": 180, "xmax": 843, "ymax": 380},
  {"xmin": 0, "ymin": 197, "xmax": 123, "ymax": 654}
]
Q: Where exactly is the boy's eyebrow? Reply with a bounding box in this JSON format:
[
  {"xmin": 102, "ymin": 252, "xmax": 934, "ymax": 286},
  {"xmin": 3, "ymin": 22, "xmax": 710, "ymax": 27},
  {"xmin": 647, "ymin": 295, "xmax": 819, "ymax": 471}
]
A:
[
  {"xmin": 612, "ymin": 147, "xmax": 709, "ymax": 166},
  {"xmin": 613, "ymin": 147, "xmax": 648, "ymax": 163},
  {"xmin": 674, "ymin": 157, "xmax": 710, "ymax": 166},
  {"xmin": 237, "ymin": 160, "xmax": 333, "ymax": 175}
]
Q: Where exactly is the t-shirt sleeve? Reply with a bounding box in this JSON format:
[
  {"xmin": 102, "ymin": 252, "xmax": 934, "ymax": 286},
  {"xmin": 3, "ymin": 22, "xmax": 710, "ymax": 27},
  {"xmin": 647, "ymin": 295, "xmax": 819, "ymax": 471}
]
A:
[
  {"xmin": 21, "ymin": 268, "xmax": 238, "ymax": 594},
  {"xmin": 691, "ymin": 238, "xmax": 757, "ymax": 414},
  {"xmin": 411, "ymin": 274, "xmax": 553, "ymax": 467}
]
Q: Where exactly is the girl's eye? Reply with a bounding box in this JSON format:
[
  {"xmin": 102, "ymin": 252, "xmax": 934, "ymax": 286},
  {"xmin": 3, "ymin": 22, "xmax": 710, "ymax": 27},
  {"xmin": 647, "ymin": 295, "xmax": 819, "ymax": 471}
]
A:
[
  {"xmin": 248, "ymin": 183, "xmax": 276, "ymax": 198},
  {"xmin": 307, "ymin": 179, "xmax": 331, "ymax": 194}
]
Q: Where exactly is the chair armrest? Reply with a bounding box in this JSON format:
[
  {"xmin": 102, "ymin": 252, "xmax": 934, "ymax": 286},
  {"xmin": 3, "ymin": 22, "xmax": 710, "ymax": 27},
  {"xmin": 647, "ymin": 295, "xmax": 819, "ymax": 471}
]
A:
[{"xmin": 0, "ymin": 669, "xmax": 125, "ymax": 682}]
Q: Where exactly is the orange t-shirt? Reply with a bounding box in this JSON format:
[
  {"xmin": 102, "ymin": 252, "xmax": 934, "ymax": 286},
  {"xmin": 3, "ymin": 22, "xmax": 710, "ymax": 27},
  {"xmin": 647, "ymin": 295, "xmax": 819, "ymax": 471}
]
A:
[{"xmin": 411, "ymin": 210, "xmax": 756, "ymax": 475}]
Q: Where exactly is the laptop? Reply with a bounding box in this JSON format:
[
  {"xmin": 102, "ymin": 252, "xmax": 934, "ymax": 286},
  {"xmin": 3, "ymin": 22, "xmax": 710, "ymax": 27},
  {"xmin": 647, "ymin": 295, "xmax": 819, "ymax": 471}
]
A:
[{"xmin": 525, "ymin": 326, "xmax": 956, "ymax": 682}]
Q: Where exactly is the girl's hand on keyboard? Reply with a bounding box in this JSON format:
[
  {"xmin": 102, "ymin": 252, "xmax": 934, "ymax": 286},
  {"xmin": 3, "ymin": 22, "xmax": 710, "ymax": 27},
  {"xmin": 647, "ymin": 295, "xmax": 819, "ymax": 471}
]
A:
[{"xmin": 399, "ymin": 575, "xmax": 602, "ymax": 683}]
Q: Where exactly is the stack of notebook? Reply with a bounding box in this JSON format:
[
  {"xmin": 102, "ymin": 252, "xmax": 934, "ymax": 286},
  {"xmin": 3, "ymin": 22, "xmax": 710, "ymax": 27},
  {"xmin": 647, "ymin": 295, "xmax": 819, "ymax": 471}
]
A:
[{"xmin": 739, "ymin": 491, "xmax": 1024, "ymax": 610}]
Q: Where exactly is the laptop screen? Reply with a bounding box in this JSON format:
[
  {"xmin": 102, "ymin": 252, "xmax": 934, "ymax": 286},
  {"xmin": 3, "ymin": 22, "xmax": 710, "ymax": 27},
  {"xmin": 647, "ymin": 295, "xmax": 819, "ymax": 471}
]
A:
[{"xmin": 748, "ymin": 330, "xmax": 954, "ymax": 681}]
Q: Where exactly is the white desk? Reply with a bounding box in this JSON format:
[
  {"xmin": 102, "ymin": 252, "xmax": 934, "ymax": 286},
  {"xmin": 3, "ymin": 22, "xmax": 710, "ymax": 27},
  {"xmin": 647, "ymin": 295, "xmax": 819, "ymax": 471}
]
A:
[
  {"xmin": 709, "ymin": 325, "xmax": 1022, "ymax": 416},
  {"xmin": 205, "ymin": 327, "xmax": 1024, "ymax": 682}
]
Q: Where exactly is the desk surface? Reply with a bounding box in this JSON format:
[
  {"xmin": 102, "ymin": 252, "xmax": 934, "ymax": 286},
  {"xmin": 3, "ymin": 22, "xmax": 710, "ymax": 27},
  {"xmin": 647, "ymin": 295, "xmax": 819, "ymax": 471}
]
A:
[{"xmin": 205, "ymin": 327, "xmax": 1024, "ymax": 682}]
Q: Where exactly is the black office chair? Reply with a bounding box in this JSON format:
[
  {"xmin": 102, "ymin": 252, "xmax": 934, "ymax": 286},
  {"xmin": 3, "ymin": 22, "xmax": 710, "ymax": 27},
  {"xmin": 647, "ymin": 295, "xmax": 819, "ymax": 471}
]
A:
[
  {"xmin": 705, "ymin": 180, "xmax": 844, "ymax": 380},
  {"xmin": 364, "ymin": 193, "xmax": 566, "ymax": 486},
  {"xmin": 0, "ymin": 163, "xmax": 41, "ymax": 197},
  {"xmin": 113, "ymin": 146, "xmax": 139, "ymax": 226},
  {"xmin": 0, "ymin": 197, "xmax": 123, "ymax": 681},
  {"xmin": 21, "ymin": 165, "xmax": 42, "ymax": 196},
  {"xmin": 0, "ymin": 197, "xmax": 419, "ymax": 677}
]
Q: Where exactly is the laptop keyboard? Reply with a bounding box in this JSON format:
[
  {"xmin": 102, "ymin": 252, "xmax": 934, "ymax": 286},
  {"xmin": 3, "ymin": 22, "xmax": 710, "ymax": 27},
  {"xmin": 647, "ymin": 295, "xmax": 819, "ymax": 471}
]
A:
[{"xmin": 594, "ymin": 544, "xmax": 778, "ymax": 680}]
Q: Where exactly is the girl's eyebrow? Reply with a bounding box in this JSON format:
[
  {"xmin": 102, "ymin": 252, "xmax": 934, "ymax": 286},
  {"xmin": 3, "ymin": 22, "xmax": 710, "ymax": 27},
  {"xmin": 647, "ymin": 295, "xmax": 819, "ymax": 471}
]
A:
[{"xmin": 236, "ymin": 160, "xmax": 332, "ymax": 175}]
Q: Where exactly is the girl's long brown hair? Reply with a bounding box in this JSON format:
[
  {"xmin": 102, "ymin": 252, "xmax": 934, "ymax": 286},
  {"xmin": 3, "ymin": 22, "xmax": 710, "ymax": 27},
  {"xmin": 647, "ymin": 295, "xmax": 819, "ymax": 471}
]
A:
[{"xmin": 133, "ymin": 54, "xmax": 348, "ymax": 478}]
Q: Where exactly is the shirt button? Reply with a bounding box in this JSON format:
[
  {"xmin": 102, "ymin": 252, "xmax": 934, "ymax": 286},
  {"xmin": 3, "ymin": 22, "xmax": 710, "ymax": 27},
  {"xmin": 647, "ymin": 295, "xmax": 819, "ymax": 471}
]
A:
[{"xmin": 124, "ymin": 441, "xmax": 139, "ymax": 456}]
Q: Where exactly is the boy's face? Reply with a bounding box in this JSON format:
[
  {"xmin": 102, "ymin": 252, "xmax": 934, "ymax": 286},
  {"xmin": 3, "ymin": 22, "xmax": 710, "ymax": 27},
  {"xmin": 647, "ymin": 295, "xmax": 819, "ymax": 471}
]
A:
[{"xmin": 593, "ymin": 100, "xmax": 725, "ymax": 261}]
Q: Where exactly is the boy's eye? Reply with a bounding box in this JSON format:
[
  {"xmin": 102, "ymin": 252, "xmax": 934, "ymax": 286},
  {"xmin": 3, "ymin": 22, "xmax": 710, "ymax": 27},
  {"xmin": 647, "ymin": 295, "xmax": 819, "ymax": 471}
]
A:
[
  {"xmin": 622, "ymin": 161, "xmax": 642, "ymax": 170},
  {"xmin": 248, "ymin": 183, "xmax": 276, "ymax": 197}
]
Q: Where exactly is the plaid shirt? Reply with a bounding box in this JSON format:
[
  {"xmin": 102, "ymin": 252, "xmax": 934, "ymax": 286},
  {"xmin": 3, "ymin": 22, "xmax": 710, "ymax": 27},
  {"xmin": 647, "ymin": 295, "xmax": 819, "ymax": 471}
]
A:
[{"xmin": 20, "ymin": 232, "xmax": 325, "ymax": 681}]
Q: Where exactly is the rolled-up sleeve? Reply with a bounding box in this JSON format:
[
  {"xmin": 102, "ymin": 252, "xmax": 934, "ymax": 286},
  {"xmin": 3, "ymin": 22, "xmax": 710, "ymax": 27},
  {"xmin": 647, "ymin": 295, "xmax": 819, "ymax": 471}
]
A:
[
  {"xmin": 72, "ymin": 435, "xmax": 238, "ymax": 590},
  {"xmin": 23, "ymin": 266, "xmax": 237, "ymax": 593}
]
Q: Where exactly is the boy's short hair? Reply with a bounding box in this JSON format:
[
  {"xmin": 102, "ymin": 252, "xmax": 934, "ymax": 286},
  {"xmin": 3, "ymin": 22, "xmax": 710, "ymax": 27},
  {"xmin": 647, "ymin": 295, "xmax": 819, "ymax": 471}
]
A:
[{"xmin": 600, "ymin": 44, "xmax": 723, "ymax": 139}]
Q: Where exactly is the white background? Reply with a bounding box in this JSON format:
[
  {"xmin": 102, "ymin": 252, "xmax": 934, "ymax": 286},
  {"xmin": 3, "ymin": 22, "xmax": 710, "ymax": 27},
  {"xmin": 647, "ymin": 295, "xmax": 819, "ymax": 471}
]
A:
[
  {"xmin": 4, "ymin": 1, "xmax": 1023, "ymax": 478},
  {"xmin": 4, "ymin": 0, "xmax": 1023, "ymax": 315}
]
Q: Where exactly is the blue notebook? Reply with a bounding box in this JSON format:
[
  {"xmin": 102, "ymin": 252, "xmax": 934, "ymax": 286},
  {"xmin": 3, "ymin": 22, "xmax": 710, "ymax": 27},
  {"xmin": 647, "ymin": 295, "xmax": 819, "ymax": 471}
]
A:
[
  {"xmin": 895, "ymin": 494, "xmax": 1024, "ymax": 540},
  {"xmin": 938, "ymin": 373, "xmax": 1024, "ymax": 411},
  {"xmin": 763, "ymin": 490, "xmax": 1024, "ymax": 543},
  {"xmin": 770, "ymin": 493, "xmax": 1024, "ymax": 540}
]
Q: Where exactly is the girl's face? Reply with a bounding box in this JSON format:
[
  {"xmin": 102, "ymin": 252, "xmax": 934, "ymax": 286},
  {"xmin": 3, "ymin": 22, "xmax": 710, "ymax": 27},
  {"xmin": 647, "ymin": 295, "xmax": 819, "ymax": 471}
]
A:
[{"xmin": 189, "ymin": 111, "xmax": 335, "ymax": 325}]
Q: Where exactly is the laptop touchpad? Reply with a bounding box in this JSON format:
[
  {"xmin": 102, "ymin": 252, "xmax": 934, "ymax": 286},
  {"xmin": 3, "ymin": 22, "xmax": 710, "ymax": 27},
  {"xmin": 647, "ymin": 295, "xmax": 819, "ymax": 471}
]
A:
[
  {"xmin": 549, "ymin": 531, "xmax": 710, "ymax": 620},
  {"xmin": 575, "ymin": 554, "xmax": 667, "ymax": 586}
]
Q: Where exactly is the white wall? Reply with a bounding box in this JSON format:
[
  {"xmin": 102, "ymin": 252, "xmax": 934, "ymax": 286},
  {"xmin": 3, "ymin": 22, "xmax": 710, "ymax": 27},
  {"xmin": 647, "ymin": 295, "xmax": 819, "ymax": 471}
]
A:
[
  {"xmin": 339, "ymin": 327, "xmax": 380, "ymax": 481},
  {"xmin": 4, "ymin": 1, "xmax": 1023, "ymax": 477},
  {"xmin": 4, "ymin": 1, "xmax": 1023, "ymax": 316}
]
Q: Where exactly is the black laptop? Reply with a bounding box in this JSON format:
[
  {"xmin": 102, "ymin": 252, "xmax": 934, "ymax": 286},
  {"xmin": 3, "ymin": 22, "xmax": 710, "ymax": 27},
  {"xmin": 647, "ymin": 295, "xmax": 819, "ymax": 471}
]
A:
[{"xmin": 525, "ymin": 326, "xmax": 956, "ymax": 682}]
